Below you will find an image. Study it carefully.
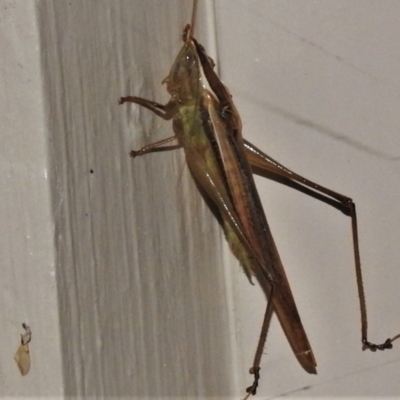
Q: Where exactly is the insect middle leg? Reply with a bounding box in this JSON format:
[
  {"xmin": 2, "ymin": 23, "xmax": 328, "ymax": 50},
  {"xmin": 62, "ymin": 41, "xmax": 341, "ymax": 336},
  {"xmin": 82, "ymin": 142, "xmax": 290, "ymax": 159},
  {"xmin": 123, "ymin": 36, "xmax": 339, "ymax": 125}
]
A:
[
  {"xmin": 119, "ymin": 96, "xmax": 181, "ymax": 156},
  {"xmin": 129, "ymin": 136, "xmax": 180, "ymax": 158}
]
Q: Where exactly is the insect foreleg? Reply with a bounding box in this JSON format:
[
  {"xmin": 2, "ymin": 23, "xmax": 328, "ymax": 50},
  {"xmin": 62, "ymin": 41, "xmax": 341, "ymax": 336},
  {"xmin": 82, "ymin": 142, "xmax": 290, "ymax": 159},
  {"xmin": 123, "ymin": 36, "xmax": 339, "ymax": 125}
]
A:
[{"xmin": 119, "ymin": 96, "xmax": 178, "ymax": 120}]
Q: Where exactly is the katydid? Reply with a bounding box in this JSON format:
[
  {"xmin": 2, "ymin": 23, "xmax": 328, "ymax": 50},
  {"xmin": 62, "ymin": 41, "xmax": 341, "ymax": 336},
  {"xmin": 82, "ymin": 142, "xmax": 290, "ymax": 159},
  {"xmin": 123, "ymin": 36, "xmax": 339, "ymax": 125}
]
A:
[{"xmin": 119, "ymin": 1, "xmax": 399, "ymax": 396}]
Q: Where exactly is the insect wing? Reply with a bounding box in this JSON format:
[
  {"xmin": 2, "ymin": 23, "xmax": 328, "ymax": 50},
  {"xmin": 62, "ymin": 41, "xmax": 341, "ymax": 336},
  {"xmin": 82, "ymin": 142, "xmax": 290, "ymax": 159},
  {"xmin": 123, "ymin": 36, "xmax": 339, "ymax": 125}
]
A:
[
  {"xmin": 193, "ymin": 38, "xmax": 317, "ymax": 374},
  {"xmin": 14, "ymin": 324, "xmax": 31, "ymax": 376},
  {"xmin": 14, "ymin": 344, "xmax": 31, "ymax": 376}
]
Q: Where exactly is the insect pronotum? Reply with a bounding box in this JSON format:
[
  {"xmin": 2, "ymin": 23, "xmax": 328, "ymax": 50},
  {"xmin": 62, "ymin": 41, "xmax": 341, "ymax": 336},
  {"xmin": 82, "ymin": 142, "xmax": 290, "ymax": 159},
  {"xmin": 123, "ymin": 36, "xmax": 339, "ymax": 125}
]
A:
[{"xmin": 119, "ymin": 1, "xmax": 400, "ymax": 397}]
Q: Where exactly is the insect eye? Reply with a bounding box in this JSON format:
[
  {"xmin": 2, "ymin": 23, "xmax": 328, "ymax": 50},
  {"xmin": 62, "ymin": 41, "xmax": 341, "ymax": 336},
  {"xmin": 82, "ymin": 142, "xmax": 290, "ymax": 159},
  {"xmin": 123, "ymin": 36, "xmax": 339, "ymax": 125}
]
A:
[
  {"xmin": 184, "ymin": 52, "xmax": 196, "ymax": 67},
  {"xmin": 174, "ymin": 51, "xmax": 196, "ymax": 79}
]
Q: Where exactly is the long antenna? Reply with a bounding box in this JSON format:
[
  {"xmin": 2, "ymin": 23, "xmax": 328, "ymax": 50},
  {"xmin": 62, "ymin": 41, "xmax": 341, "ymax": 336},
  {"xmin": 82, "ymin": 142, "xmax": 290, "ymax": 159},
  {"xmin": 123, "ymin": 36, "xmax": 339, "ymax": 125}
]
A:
[{"xmin": 190, "ymin": 0, "xmax": 198, "ymax": 35}]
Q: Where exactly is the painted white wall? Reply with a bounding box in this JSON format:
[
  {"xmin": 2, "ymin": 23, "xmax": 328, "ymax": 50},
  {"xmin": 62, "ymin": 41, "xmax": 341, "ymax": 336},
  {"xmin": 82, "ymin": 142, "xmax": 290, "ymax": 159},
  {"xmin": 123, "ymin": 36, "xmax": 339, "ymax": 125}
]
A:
[
  {"xmin": 0, "ymin": 1, "xmax": 63, "ymax": 396},
  {"xmin": 216, "ymin": 0, "xmax": 400, "ymax": 398},
  {"xmin": 1, "ymin": 0, "xmax": 238, "ymax": 398},
  {"xmin": 40, "ymin": 0, "xmax": 236, "ymax": 398},
  {"xmin": 2, "ymin": 0, "xmax": 400, "ymax": 399}
]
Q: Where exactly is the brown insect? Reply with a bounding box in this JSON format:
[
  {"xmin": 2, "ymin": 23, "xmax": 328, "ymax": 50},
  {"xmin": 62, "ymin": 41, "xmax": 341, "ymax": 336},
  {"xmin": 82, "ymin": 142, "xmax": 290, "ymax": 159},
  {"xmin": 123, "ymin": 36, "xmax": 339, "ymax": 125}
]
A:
[{"xmin": 119, "ymin": 1, "xmax": 400, "ymax": 396}]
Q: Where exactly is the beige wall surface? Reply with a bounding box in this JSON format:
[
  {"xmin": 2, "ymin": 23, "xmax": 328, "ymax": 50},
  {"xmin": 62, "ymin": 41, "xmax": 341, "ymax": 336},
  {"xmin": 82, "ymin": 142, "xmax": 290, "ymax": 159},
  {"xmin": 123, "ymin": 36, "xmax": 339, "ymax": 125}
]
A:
[
  {"xmin": 216, "ymin": 0, "xmax": 400, "ymax": 398},
  {"xmin": 0, "ymin": 0, "xmax": 62, "ymax": 396}
]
